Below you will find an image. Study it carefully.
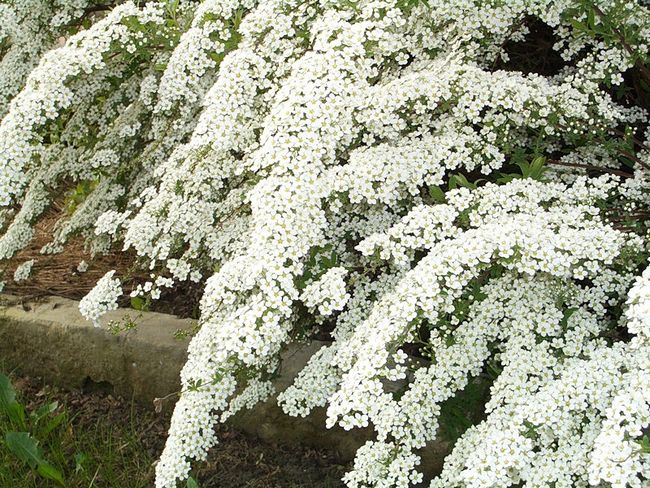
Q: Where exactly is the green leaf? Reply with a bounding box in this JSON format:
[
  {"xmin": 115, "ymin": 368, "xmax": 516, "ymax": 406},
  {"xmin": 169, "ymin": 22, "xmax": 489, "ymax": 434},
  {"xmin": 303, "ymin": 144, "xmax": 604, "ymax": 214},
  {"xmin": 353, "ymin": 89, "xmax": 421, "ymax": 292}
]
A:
[
  {"xmin": 560, "ymin": 307, "xmax": 578, "ymax": 330},
  {"xmin": 448, "ymin": 174, "xmax": 476, "ymax": 190},
  {"xmin": 522, "ymin": 420, "xmax": 539, "ymax": 439},
  {"xmin": 528, "ymin": 156, "xmax": 546, "ymax": 180},
  {"xmin": 130, "ymin": 296, "xmax": 147, "ymax": 311},
  {"xmin": 6, "ymin": 402, "xmax": 26, "ymax": 428},
  {"xmin": 637, "ymin": 435, "xmax": 650, "ymax": 454},
  {"xmin": 42, "ymin": 413, "xmax": 66, "ymax": 437},
  {"xmin": 511, "ymin": 147, "xmax": 527, "ymax": 165},
  {"xmin": 515, "ymin": 160, "xmax": 530, "ymax": 177},
  {"xmin": 496, "ymin": 173, "xmax": 519, "ymax": 184},
  {"xmin": 32, "ymin": 401, "xmax": 58, "ymax": 422},
  {"xmin": 320, "ymin": 250, "xmax": 339, "ymax": 269},
  {"xmin": 208, "ymin": 52, "xmax": 225, "ymax": 64},
  {"xmin": 295, "ymin": 272, "xmax": 311, "ymax": 291},
  {"xmin": 5, "ymin": 432, "xmax": 44, "ymax": 468},
  {"xmin": 37, "ymin": 463, "xmax": 65, "ymax": 487},
  {"xmin": 0, "ymin": 374, "xmax": 17, "ymax": 413},
  {"xmin": 0, "ymin": 375, "xmax": 26, "ymax": 428},
  {"xmin": 587, "ymin": 7, "xmax": 595, "ymax": 29},
  {"xmin": 166, "ymin": 0, "xmax": 180, "ymax": 15},
  {"xmin": 569, "ymin": 18, "xmax": 587, "ymax": 32},
  {"xmin": 428, "ymin": 186, "xmax": 446, "ymax": 203},
  {"xmin": 187, "ymin": 477, "xmax": 199, "ymax": 488}
]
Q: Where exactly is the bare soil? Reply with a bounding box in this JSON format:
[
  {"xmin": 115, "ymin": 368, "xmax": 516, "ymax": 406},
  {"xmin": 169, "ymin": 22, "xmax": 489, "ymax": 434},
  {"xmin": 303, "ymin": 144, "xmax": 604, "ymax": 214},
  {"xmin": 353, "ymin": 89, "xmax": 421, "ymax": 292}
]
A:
[{"xmin": 2, "ymin": 372, "xmax": 348, "ymax": 488}]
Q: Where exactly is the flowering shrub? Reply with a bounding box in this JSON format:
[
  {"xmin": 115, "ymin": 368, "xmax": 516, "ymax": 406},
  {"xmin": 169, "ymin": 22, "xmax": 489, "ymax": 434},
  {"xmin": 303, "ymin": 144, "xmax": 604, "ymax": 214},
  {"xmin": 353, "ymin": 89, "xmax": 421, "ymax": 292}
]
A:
[{"xmin": 2, "ymin": 0, "xmax": 650, "ymax": 486}]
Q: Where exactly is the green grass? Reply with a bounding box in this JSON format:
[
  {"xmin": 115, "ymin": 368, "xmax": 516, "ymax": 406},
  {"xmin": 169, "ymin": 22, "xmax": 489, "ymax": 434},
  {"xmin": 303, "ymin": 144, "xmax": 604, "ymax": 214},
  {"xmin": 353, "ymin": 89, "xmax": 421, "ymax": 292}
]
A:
[{"xmin": 0, "ymin": 374, "xmax": 158, "ymax": 487}]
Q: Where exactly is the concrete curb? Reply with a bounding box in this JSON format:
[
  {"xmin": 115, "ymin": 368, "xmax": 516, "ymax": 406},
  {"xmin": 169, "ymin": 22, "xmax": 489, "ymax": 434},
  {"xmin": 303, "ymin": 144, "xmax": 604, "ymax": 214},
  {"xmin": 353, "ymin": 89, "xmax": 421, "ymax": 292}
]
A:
[
  {"xmin": 0, "ymin": 294, "xmax": 191, "ymax": 404},
  {"xmin": 0, "ymin": 294, "xmax": 448, "ymax": 473}
]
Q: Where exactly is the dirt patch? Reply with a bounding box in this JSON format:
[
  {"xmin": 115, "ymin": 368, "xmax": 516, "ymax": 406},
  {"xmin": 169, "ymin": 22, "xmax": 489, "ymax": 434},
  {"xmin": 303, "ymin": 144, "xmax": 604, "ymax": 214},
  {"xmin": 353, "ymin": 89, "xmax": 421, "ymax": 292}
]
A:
[
  {"xmin": 1, "ymin": 202, "xmax": 135, "ymax": 300},
  {"xmin": 1, "ymin": 199, "xmax": 203, "ymax": 319},
  {"xmin": 2, "ymin": 373, "xmax": 348, "ymax": 488}
]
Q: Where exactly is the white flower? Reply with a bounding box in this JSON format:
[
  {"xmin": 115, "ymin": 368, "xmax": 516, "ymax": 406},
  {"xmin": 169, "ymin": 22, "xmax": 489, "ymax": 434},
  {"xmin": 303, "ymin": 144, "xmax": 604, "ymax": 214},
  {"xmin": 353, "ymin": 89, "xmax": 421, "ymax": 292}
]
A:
[
  {"xmin": 13, "ymin": 259, "xmax": 34, "ymax": 282},
  {"xmin": 79, "ymin": 270, "xmax": 122, "ymax": 327},
  {"xmin": 300, "ymin": 267, "xmax": 350, "ymax": 316}
]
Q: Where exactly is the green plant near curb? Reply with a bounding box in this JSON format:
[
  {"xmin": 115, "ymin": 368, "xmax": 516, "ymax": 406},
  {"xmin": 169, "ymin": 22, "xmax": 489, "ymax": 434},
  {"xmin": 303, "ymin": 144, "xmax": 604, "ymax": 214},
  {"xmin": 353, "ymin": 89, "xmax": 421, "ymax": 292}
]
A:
[
  {"xmin": 0, "ymin": 370, "xmax": 163, "ymax": 488},
  {"xmin": 0, "ymin": 373, "xmax": 66, "ymax": 486}
]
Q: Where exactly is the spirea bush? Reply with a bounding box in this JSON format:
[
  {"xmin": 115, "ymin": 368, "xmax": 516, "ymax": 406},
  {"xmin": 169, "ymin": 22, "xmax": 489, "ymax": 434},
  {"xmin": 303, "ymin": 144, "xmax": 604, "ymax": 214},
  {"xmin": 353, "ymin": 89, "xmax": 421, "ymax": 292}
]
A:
[{"xmin": 1, "ymin": 0, "xmax": 650, "ymax": 486}]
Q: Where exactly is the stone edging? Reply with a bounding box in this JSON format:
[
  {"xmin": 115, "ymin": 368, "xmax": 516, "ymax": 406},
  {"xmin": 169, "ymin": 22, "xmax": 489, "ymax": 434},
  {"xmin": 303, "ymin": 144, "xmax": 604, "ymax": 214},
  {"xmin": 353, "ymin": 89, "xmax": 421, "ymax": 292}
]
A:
[{"xmin": 0, "ymin": 294, "xmax": 448, "ymax": 473}]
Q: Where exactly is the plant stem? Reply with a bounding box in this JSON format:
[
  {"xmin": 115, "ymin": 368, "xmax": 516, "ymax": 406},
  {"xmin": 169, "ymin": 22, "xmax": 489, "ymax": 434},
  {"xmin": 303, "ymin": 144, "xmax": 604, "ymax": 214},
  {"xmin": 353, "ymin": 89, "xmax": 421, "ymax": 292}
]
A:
[
  {"xmin": 591, "ymin": 3, "xmax": 650, "ymax": 84},
  {"xmin": 547, "ymin": 159, "xmax": 633, "ymax": 178}
]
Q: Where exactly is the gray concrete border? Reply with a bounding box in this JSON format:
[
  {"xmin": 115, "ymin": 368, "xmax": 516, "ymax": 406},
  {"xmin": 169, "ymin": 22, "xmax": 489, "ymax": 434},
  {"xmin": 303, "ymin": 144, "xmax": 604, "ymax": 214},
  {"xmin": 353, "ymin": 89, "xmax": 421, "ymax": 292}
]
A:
[{"xmin": 0, "ymin": 294, "xmax": 448, "ymax": 473}]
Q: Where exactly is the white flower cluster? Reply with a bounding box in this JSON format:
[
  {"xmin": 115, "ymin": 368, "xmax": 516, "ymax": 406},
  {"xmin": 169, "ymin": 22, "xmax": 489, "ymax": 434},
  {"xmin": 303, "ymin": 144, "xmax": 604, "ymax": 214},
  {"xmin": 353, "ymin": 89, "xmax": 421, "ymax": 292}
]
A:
[
  {"xmin": 0, "ymin": 0, "xmax": 93, "ymax": 118},
  {"xmin": 0, "ymin": 1, "xmax": 168, "ymax": 206},
  {"xmin": 13, "ymin": 259, "xmax": 34, "ymax": 282},
  {"xmin": 94, "ymin": 210, "xmax": 130, "ymax": 238},
  {"xmin": 78, "ymin": 270, "xmax": 122, "ymax": 327},
  {"xmin": 626, "ymin": 266, "xmax": 650, "ymax": 342},
  {"xmin": 589, "ymin": 366, "xmax": 650, "ymax": 488},
  {"xmin": 300, "ymin": 267, "xmax": 350, "ymax": 316},
  {"xmin": 153, "ymin": 0, "xmax": 258, "ymax": 120},
  {"xmin": 2, "ymin": 0, "xmax": 650, "ymax": 487},
  {"xmin": 76, "ymin": 260, "xmax": 88, "ymax": 273}
]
